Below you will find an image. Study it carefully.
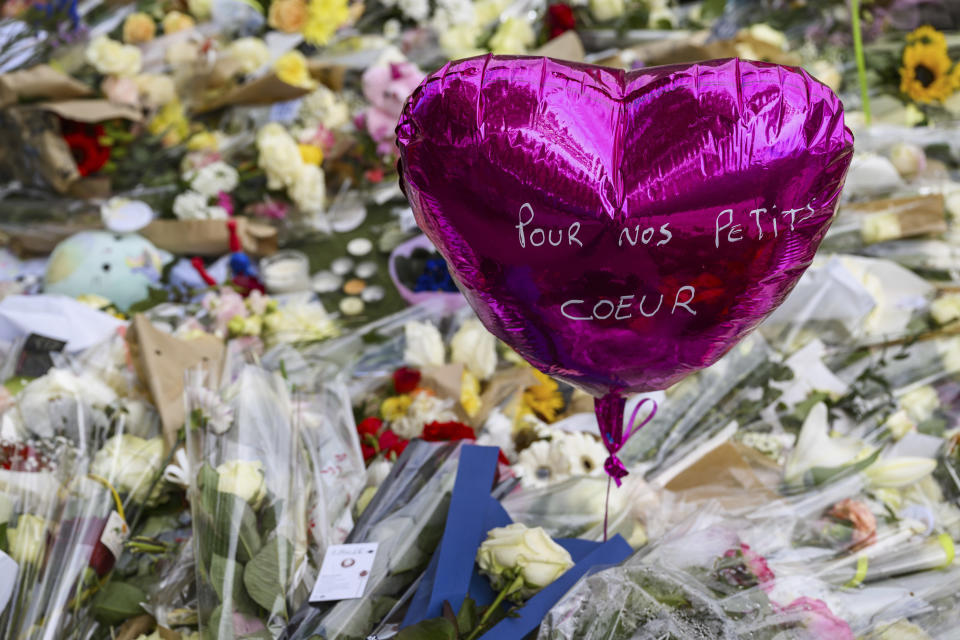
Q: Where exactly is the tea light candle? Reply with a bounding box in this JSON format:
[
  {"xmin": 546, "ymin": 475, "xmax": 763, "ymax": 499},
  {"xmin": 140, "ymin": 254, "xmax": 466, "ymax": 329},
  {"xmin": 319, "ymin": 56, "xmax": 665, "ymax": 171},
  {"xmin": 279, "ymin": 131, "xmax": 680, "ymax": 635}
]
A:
[{"xmin": 261, "ymin": 251, "xmax": 310, "ymax": 294}]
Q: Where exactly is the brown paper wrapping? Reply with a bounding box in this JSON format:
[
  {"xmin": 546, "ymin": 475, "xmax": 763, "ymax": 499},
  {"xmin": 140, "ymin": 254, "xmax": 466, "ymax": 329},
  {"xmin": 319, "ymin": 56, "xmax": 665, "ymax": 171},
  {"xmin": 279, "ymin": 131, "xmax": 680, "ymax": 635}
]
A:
[
  {"xmin": 665, "ymin": 442, "xmax": 778, "ymax": 509},
  {"xmin": 0, "ymin": 64, "xmax": 92, "ymax": 107},
  {"xmin": 113, "ymin": 616, "xmax": 156, "ymax": 640},
  {"xmin": 0, "ymin": 99, "xmax": 139, "ymax": 195},
  {"xmin": 533, "ymin": 31, "xmax": 586, "ymax": 62},
  {"xmin": 309, "ymin": 60, "xmax": 347, "ymax": 92},
  {"xmin": 196, "ymin": 73, "xmax": 311, "ymax": 113},
  {"xmin": 845, "ymin": 194, "xmax": 947, "ymax": 244},
  {"xmin": 140, "ymin": 217, "xmax": 278, "ymax": 257},
  {"xmin": 127, "ymin": 315, "xmax": 224, "ymax": 451}
]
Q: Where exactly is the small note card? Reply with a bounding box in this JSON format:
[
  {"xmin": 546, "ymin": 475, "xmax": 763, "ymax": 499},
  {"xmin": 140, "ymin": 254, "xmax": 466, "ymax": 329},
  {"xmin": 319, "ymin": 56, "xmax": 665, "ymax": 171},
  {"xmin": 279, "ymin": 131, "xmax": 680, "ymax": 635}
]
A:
[{"xmin": 309, "ymin": 542, "xmax": 378, "ymax": 602}]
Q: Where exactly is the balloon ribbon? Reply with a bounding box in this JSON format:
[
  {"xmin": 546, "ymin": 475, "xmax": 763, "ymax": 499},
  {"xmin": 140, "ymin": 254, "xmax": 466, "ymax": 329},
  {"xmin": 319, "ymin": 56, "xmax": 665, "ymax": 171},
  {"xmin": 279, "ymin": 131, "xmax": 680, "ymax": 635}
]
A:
[{"xmin": 595, "ymin": 393, "xmax": 657, "ymax": 541}]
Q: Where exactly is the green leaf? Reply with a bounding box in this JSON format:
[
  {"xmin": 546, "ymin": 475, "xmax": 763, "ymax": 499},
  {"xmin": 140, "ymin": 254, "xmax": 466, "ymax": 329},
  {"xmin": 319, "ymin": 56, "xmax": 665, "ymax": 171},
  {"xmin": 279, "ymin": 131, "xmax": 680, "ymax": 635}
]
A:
[
  {"xmin": 700, "ymin": 0, "xmax": 725, "ymax": 19},
  {"xmin": 394, "ymin": 618, "xmax": 457, "ymax": 640},
  {"xmin": 92, "ymin": 581, "xmax": 147, "ymax": 625},
  {"xmin": 198, "ymin": 470, "xmax": 262, "ymax": 564},
  {"xmin": 457, "ymin": 597, "xmax": 478, "ymax": 634},
  {"xmin": 209, "ymin": 554, "xmax": 259, "ymax": 616},
  {"xmin": 243, "ymin": 536, "xmax": 293, "ymax": 616}
]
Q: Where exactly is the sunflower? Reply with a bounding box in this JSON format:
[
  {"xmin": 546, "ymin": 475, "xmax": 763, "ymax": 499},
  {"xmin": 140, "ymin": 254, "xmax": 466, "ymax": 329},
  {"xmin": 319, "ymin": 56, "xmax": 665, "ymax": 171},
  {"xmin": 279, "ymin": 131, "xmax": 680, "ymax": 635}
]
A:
[
  {"xmin": 900, "ymin": 43, "xmax": 956, "ymax": 104},
  {"xmin": 906, "ymin": 25, "xmax": 948, "ymax": 51}
]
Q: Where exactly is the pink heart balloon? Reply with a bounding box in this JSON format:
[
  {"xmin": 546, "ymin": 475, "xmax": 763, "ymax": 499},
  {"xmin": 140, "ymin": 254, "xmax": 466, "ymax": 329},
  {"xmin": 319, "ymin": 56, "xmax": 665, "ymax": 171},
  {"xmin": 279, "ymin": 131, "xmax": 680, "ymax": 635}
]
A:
[{"xmin": 398, "ymin": 56, "xmax": 852, "ymax": 401}]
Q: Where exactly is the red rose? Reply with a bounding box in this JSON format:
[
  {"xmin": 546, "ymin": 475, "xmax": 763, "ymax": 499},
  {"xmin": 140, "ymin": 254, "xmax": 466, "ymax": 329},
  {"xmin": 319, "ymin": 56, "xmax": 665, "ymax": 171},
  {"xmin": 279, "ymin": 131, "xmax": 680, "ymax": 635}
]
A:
[
  {"xmin": 378, "ymin": 429, "xmax": 408, "ymax": 458},
  {"xmin": 422, "ymin": 421, "xmax": 476, "ymax": 442},
  {"xmin": 392, "ymin": 367, "xmax": 421, "ymax": 394},
  {"xmin": 357, "ymin": 416, "xmax": 383, "ymax": 436},
  {"xmin": 61, "ymin": 120, "xmax": 111, "ymax": 177},
  {"xmin": 547, "ymin": 4, "xmax": 576, "ymax": 39}
]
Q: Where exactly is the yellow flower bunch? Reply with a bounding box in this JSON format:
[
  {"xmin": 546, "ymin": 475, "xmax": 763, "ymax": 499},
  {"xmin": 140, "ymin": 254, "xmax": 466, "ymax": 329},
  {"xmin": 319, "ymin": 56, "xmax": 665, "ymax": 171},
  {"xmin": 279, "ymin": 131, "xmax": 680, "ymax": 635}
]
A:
[
  {"xmin": 274, "ymin": 50, "xmax": 316, "ymax": 89},
  {"xmin": 148, "ymin": 98, "xmax": 190, "ymax": 146},
  {"xmin": 381, "ymin": 395, "xmax": 413, "ymax": 421},
  {"xmin": 303, "ymin": 0, "xmax": 350, "ymax": 45},
  {"xmin": 460, "ymin": 370, "xmax": 482, "ymax": 418},
  {"xmin": 900, "ymin": 25, "xmax": 960, "ymax": 104},
  {"xmin": 523, "ymin": 370, "xmax": 564, "ymax": 423}
]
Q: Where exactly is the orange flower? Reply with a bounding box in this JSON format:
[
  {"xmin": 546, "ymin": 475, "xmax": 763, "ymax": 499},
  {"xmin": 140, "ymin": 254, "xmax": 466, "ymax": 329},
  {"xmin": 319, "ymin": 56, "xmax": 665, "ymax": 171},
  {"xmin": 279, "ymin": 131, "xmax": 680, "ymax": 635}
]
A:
[
  {"xmin": 827, "ymin": 499, "xmax": 877, "ymax": 551},
  {"xmin": 268, "ymin": 0, "xmax": 308, "ymax": 32},
  {"xmin": 122, "ymin": 12, "xmax": 156, "ymax": 44}
]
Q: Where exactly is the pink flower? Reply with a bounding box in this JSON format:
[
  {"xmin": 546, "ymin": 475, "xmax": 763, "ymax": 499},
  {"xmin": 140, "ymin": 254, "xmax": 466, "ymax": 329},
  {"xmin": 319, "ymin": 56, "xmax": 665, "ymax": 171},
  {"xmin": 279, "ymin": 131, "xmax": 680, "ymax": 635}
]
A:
[
  {"xmin": 298, "ymin": 123, "xmax": 336, "ymax": 153},
  {"xmin": 247, "ymin": 199, "xmax": 290, "ymax": 220},
  {"xmin": 217, "ymin": 191, "xmax": 235, "ymax": 216},
  {"xmin": 182, "ymin": 151, "xmax": 223, "ymax": 173},
  {"xmin": 718, "ymin": 543, "xmax": 775, "ymax": 593},
  {"xmin": 102, "ymin": 76, "xmax": 140, "ymax": 107},
  {"xmin": 778, "ymin": 597, "xmax": 854, "ymax": 640},
  {"xmin": 361, "ymin": 61, "xmax": 424, "ymax": 155}
]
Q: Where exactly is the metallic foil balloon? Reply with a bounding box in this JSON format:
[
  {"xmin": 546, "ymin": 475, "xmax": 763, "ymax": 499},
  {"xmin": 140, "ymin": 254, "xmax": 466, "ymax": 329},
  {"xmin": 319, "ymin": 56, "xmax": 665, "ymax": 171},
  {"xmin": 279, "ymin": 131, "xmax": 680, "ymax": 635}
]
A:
[{"xmin": 397, "ymin": 56, "xmax": 853, "ymax": 482}]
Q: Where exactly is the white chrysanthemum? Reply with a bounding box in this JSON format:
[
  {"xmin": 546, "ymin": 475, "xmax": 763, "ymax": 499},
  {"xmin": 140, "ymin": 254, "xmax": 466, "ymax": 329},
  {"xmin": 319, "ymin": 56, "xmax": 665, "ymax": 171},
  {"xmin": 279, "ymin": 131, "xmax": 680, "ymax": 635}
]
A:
[
  {"xmin": 554, "ymin": 431, "xmax": 607, "ymax": 476},
  {"xmin": 188, "ymin": 161, "xmax": 239, "ymax": 197}
]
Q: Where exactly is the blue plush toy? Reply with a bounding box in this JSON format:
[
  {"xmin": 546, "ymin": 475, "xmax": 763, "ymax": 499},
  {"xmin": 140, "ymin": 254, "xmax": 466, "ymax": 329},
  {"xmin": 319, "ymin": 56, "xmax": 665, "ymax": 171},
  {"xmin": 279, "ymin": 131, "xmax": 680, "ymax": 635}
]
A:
[{"xmin": 44, "ymin": 231, "xmax": 169, "ymax": 311}]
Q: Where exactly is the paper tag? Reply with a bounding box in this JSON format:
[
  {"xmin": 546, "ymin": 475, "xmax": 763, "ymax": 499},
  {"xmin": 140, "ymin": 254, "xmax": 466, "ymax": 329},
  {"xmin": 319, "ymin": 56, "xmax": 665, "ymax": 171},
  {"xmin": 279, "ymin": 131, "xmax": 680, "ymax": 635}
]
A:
[
  {"xmin": 100, "ymin": 511, "xmax": 129, "ymax": 559},
  {"xmin": 309, "ymin": 543, "xmax": 378, "ymax": 602},
  {"xmin": 14, "ymin": 333, "xmax": 66, "ymax": 377},
  {"xmin": 0, "ymin": 550, "xmax": 18, "ymax": 614},
  {"xmin": 101, "ymin": 198, "xmax": 155, "ymax": 233}
]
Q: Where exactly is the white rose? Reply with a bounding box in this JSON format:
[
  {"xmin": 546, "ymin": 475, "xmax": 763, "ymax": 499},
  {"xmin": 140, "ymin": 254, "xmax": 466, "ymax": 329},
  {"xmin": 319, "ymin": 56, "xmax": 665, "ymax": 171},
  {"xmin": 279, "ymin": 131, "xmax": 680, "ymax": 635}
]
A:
[
  {"xmin": 166, "ymin": 40, "xmax": 201, "ymax": 67},
  {"xmin": 403, "ymin": 321, "xmax": 445, "ymax": 368},
  {"xmin": 861, "ymin": 212, "xmax": 901, "ymax": 244},
  {"xmin": 588, "ymin": 0, "xmax": 623, "ymax": 21},
  {"xmin": 289, "ymin": 164, "xmax": 326, "ymax": 214},
  {"xmin": 398, "ymin": 0, "xmax": 429, "ymax": 20},
  {"xmin": 7, "ymin": 514, "xmax": 47, "ymax": 565},
  {"xmin": 173, "ymin": 190, "xmax": 214, "ymax": 220},
  {"xmin": 889, "ymin": 143, "xmax": 926, "ymax": 178},
  {"xmin": 227, "ymin": 37, "xmax": 270, "ymax": 75},
  {"xmin": 85, "ymin": 36, "xmax": 142, "ymax": 76},
  {"xmin": 188, "ymin": 160, "xmax": 239, "ymax": 197},
  {"xmin": 931, "ymin": 294, "xmax": 960, "ymax": 325},
  {"xmin": 900, "ymin": 385, "xmax": 939, "ymax": 423},
  {"xmin": 451, "ymin": 319, "xmax": 497, "ymax": 380},
  {"xmin": 300, "ymin": 86, "xmax": 351, "ymax": 129},
  {"xmin": 188, "ymin": 0, "xmax": 213, "ymax": 19},
  {"xmin": 134, "ymin": 74, "xmax": 176, "ymax": 107},
  {"xmin": 473, "ymin": 0, "xmax": 508, "ymax": 24},
  {"xmin": 257, "ymin": 123, "xmax": 304, "ymax": 190},
  {"xmin": 91, "ymin": 434, "xmax": 165, "ymax": 503},
  {"xmin": 489, "ymin": 16, "xmax": 535, "ymax": 54},
  {"xmin": 439, "ymin": 24, "xmax": 484, "ymax": 60},
  {"xmin": 476, "ymin": 523, "xmax": 573, "ymax": 598},
  {"xmin": 390, "ymin": 391, "xmax": 456, "ymax": 439},
  {"xmin": 216, "ymin": 459, "xmax": 267, "ymax": 508}
]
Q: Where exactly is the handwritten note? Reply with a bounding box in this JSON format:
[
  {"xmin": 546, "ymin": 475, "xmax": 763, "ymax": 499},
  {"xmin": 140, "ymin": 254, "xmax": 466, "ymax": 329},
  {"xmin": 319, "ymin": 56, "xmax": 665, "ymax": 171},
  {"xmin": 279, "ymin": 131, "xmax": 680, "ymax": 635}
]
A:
[{"xmin": 515, "ymin": 201, "xmax": 817, "ymax": 322}]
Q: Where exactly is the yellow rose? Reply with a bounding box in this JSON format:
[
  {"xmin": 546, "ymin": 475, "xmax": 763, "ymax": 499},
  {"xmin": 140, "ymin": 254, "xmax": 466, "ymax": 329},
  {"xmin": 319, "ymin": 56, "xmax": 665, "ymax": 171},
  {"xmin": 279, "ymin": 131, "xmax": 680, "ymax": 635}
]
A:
[
  {"xmin": 268, "ymin": 0, "xmax": 308, "ymax": 32},
  {"xmin": 274, "ymin": 50, "xmax": 316, "ymax": 89},
  {"xmin": 123, "ymin": 12, "xmax": 156, "ymax": 44},
  {"xmin": 162, "ymin": 10, "xmax": 196, "ymax": 33},
  {"xmin": 381, "ymin": 395, "xmax": 412, "ymax": 421},
  {"xmin": 256, "ymin": 123, "xmax": 304, "ymax": 189},
  {"xmin": 187, "ymin": 131, "xmax": 221, "ymax": 151},
  {"xmin": 166, "ymin": 40, "xmax": 200, "ymax": 67},
  {"xmin": 298, "ymin": 143, "xmax": 323, "ymax": 165},
  {"xmin": 460, "ymin": 370, "xmax": 481, "ymax": 418},
  {"xmin": 216, "ymin": 460, "xmax": 268, "ymax": 509}
]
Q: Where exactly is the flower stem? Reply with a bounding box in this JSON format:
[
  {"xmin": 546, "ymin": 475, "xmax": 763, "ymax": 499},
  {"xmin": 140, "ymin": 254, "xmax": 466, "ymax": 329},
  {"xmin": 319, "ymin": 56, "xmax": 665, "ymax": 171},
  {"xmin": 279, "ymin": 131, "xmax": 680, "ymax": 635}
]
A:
[
  {"xmin": 465, "ymin": 575, "xmax": 523, "ymax": 640},
  {"xmin": 850, "ymin": 0, "xmax": 871, "ymax": 124}
]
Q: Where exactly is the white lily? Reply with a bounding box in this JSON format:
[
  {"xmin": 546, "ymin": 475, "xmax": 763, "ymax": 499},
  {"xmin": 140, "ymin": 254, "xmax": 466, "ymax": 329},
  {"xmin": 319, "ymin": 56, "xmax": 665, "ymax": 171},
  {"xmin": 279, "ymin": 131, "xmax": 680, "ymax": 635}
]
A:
[
  {"xmin": 864, "ymin": 457, "xmax": 937, "ymax": 489},
  {"xmin": 784, "ymin": 403, "xmax": 863, "ymax": 483}
]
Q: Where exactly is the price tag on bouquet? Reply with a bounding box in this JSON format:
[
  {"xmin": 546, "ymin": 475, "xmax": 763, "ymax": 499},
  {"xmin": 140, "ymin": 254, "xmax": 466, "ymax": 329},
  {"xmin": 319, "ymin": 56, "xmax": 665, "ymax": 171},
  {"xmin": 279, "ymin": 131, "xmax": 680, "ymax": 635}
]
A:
[
  {"xmin": 100, "ymin": 511, "xmax": 130, "ymax": 559},
  {"xmin": 0, "ymin": 550, "xmax": 17, "ymax": 614},
  {"xmin": 309, "ymin": 543, "xmax": 378, "ymax": 602}
]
